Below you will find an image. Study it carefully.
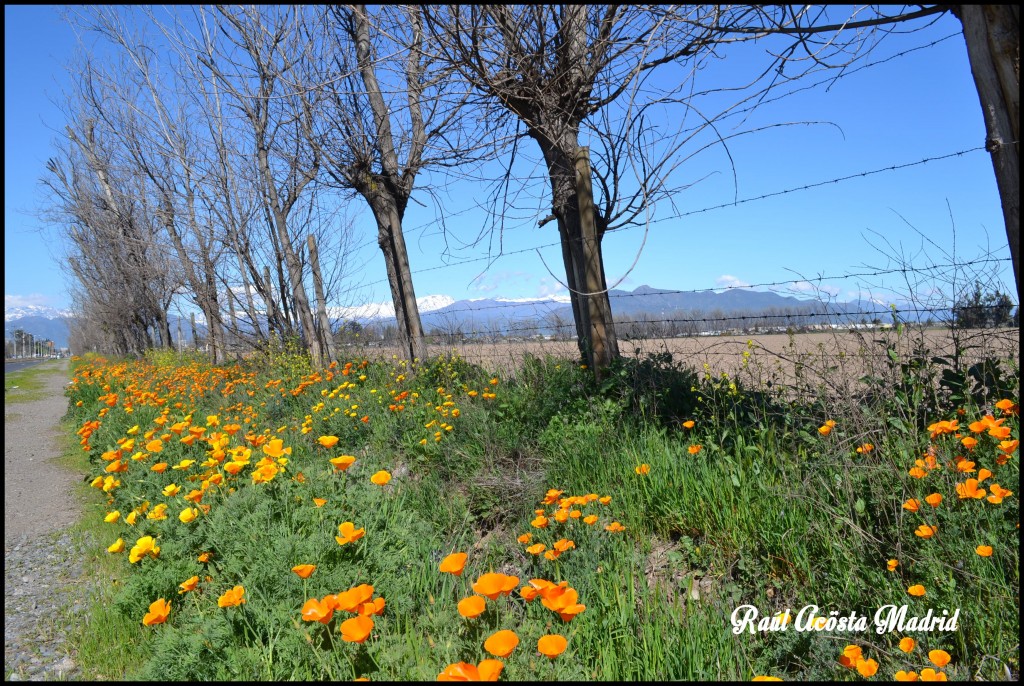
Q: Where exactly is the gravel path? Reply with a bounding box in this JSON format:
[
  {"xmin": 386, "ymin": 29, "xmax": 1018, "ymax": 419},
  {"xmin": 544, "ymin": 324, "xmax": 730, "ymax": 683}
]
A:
[{"xmin": 5, "ymin": 361, "xmax": 89, "ymax": 681}]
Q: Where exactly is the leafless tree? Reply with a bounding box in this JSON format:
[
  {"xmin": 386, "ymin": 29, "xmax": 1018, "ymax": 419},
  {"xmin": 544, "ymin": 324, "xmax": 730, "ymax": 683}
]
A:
[{"xmin": 301, "ymin": 5, "xmax": 483, "ymax": 365}]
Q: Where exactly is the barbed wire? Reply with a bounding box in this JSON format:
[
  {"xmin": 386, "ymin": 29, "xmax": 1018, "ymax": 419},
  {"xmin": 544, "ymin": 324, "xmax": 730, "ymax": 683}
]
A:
[{"xmin": 358, "ymin": 145, "xmax": 992, "ymax": 292}]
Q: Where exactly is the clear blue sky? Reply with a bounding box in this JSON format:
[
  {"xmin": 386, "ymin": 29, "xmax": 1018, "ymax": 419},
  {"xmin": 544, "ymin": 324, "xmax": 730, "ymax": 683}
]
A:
[{"xmin": 5, "ymin": 6, "xmax": 1015, "ymax": 316}]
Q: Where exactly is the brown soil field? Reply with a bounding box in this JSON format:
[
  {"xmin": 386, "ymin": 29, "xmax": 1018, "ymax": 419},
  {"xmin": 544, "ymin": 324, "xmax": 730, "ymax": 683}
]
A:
[{"xmin": 342, "ymin": 326, "xmax": 1019, "ymax": 395}]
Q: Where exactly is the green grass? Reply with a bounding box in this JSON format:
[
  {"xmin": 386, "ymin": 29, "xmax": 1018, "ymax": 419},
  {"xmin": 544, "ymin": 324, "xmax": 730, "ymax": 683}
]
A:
[
  {"xmin": 55, "ymin": 342, "xmax": 1019, "ymax": 681},
  {"xmin": 4, "ymin": 359, "xmax": 65, "ymax": 404}
]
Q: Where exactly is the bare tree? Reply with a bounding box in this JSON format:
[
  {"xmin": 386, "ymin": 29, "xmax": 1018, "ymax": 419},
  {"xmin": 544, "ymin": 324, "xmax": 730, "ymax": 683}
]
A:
[
  {"xmin": 421, "ymin": 6, "xmax": 757, "ymax": 376},
  {"xmin": 303, "ymin": 5, "xmax": 482, "ymax": 365}
]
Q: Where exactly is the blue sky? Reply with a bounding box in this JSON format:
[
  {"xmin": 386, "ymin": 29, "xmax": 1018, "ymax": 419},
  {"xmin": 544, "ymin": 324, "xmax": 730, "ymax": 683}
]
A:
[{"xmin": 5, "ymin": 6, "xmax": 1015, "ymax": 315}]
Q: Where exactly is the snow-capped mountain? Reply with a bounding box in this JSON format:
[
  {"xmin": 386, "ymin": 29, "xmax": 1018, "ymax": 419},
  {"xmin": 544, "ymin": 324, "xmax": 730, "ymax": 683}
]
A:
[
  {"xmin": 330, "ymin": 294, "xmax": 455, "ymax": 321},
  {"xmin": 5, "ymin": 305, "xmax": 74, "ymax": 323}
]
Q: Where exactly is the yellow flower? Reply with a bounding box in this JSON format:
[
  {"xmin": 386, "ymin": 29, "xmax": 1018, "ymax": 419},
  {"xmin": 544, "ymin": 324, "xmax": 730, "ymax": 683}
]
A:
[
  {"xmin": 107, "ymin": 538, "xmax": 125, "ymax": 554},
  {"xmin": 370, "ymin": 470, "xmax": 391, "ymax": 486},
  {"xmin": 178, "ymin": 507, "xmax": 199, "ymax": 523}
]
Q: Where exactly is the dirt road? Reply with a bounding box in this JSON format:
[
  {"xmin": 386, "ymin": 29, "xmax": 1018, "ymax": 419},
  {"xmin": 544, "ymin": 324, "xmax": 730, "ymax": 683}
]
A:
[{"xmin": 4, "ymin": 360, "xmax": 80, "ymax": 542}]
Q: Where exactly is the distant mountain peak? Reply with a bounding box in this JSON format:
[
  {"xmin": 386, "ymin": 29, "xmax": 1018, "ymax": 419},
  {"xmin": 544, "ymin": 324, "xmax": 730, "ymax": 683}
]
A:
[{"xmin": 5, "ymin": 305, "xmax": 73, "ymax": 323}]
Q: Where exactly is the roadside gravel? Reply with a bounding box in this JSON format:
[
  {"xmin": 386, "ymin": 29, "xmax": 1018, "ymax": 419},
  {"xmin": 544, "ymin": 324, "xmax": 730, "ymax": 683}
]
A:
[{"xmin": 4, "ymin": 361, "xmax": 89, "ymax": 681}]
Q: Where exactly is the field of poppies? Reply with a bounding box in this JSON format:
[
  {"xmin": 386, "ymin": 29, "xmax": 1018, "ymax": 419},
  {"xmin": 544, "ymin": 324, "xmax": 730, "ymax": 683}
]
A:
[{"xmin": 62, "ymin": 334, "xmax": 1018, "ymax": 681}]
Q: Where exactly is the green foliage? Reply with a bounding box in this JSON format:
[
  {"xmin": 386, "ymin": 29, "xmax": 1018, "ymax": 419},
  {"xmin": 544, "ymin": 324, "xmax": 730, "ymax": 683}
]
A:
[
  {"xmin": 62, "ymin": 344, "xmax": 1020, "ymax": 681},
  {"xmin": 953, "ymin": 281, "xmax": 1017, "ymax": 329}
]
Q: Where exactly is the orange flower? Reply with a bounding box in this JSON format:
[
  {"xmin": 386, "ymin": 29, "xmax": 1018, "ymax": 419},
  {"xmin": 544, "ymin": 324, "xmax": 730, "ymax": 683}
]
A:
[
  {"xmin": 898, "ymin": 637, "xmax": 915, "ymax": 652},
  {"xmin": 472, "ymin": 573, "xmax": 519, "ymax": 601},
  {"xmin": 317, "ymin": 435, "xmax": 340, "ymax": 448},
  {"xmin": 960, "ymin": 436, "xmax": 978, "ymax": 450},
  {"xmin": 146, "ymin": 439, "xmax": 164, "ymax": 453},
  {"xmin": 605, "ymin": 521, "xmax": 626, "ymax": 532},
  {"xmin": 908, "ymin": 467, "xmax": 927, "ymax": 479},
  {"xmin": 986, "ymin": 483, "xmax": 1013, "ymax": 504},
  {"xmin": 437, "ymin": 661, "xmax": 503, "ymax": 682},
  {"xmin": 537, "ymin": 634, "xmax": 568, "ymax": 659},
  {"xmin": 339, "ymin": 615, "xmax": 374, "ymax": 643},
  {"xmin": 902, "ymin": 498, "xmax": 921, "ymax": 512},
  {"xmin": 330, "ymin": 455, "xmax": 356, "ymax": 471},
  {"xmin": 370, "ymin": 470, "xmax": 391, "ymax": 486},
  {"xmin": 178, "ymin": 576, "xmax": 199, "ymax": 594},
  {"xmin": 517, "ymin": 533, "xmax": 532, "ymax": 544},
  {"xmin": 336, "ymin": 522, "xmax": 366, "ymax": 546},
  {"xmin": 634, "ymin": 463, "xmax": 651, "ymax": 475},
  {"xmin": 583, "ymin": 514, "xmax": 598, "ymax": 525},
  {"xmin": 975, "ymin": 545, "xmax": 993, "ymax": 557},
  {"xmin": 995, "ymin": 398, "xmax": 1019, "ymax": 415},
  {"xmin": 914, "ymin": 524, "xmax": 937, "ymax": 539},
  {"xmin": 907, "ymin": 584, "xmax": 926, "ymax": 597},
  {"xmin": 976, "ymin": 468, "xmax": 993, "ymax": 483},
  {"xmin": 150, "ymin": 462, "xmax": 168, "ymax": 473},
  {"xmin": 895, "ymin": 670, "xmax": 919, "ymax": 681},
  {"xmin": 955, "ymin": 479, "xmax": 987, "ymax": 499},
  {"xmin": 292, "ymin": 564, "xmax": 316, "ymax": 579},
  {"xmin": 838, "ymin": 645, "xmax": 863, "ymax": 668},
  {"xmin": 458, "ymin": 595, "xmax": 487, "ymax": 619},
  {"xmin": 688, "ymin": 444, "xmax": 703, "ymax": 455},
  {"xmin": 262, "ymin": 439, "xmax": 292, "ymax": 459},
  {"xmin": 857, "ymin": 659, "xmax": 879, "ymax": 677},
  {"xmin": 301, "ymin": 597, "xmax": 334, "ymax": 624},
  {"xmin": 924, "ymin": 493, "xmax": 942, "ymax": 508},
  {"xmin": 312, "ymin": 497, "xmax": 327, "ymax": 508},
  {"xmin": 887, "ymin": 559, "xmax": 899, "ymax": 572},
  {"xmin": 682, "ymin": 420, "xmax": 695, "ymax": 429},
  {"xmin": 198, "ymin": 552, "xmax": 213, "ymax": 563},
  {"xmin": 334, "ymin": 584, "xmax": 375, "ymax": 613},
  {"xmin": 483, "ymin": 629, "xmax": 519, "ymax": 658},
  {"xmin": 919, "ymin": 668, "xmax": 947, "ymax": 681},
  {"xmin": 142, "ymin": 598, "xmax": 171, "ymax": 626},
  {"xmin": 997, "ymin": 439, "xmax": 1018, "ymax": 454},
  {"xmin": 928, "ymin": 650, "xmax": 951, "ymax": 668},
  {"xmin": 439, "ymin": 552, "xmax": 468, "ymax": 576},
  {"xmin": 526, "ymin": 543, "xmax": 546, "ymax": 555},
  {"xmin": 218, "ymin": 585, "xmax": 246, "ymax": 608},
  {"xmin": 927, "ymin": 420, "xmax": 958, "ymax": 438},
  {"xmin": 856, "ymin": 443, "xmax": 875, "ymax": 454},
  {"xmin": 531, "ymin": 515, "xmax": 549, "ymax": 529}
]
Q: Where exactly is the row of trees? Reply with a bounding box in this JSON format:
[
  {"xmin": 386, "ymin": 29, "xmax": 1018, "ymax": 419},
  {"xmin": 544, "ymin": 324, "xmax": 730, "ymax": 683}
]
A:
[
  {"xmin": 45, "ymin": 6, "xmax": 1018, "ymax": 375},
  {"xmin": 6, "ymin": 330, "xmax": 56, "ymax": 359}
]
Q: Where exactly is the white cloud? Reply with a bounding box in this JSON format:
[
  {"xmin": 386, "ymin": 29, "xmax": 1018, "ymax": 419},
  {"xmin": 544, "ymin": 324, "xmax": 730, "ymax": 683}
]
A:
[
  {"xmin": 5, "ymin": 293, "xmax": 54, "ymax": 308},
  {"xmin": 714, "ymin": 275, "xmax": 750, "ymax": 289}
]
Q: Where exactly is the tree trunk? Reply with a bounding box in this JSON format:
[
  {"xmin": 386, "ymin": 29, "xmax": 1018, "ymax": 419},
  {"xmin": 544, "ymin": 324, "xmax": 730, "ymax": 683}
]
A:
[
  {"xmin": 956, "ymin": 4, "xmax": 1020, "ymax": 294},
  {"xmin": 575, "ymin": 147, "xmax": 620, "ymax": 378},
  {"xmin": 369, "ymin": 197, "xmax": 426, "ymax": 363},
  {"xmin": 307, "ymin": 234, "xmax": 338, "ymax": 365}
]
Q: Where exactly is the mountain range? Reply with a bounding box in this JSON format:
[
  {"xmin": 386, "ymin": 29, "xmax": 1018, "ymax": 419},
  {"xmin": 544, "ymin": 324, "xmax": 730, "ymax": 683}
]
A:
[{"xmin": 5, "ymin": 286, "xmax": 931, "ymax": 349}]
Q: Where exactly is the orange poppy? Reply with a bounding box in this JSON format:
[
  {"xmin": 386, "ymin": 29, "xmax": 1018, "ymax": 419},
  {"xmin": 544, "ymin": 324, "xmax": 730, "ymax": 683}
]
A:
[
  {"xmin": 472, "ymin": 573, "xmax": 519, "ymax": 601},
  {"xmin": 898, "ymin": 637, "xmax": 915, "ymax": 652},
  {"xmin": 907, "ymin": 584, "xmax": 926, "ymax": 596},
  {"xmin": 919, "ymin": 668, "xmax": 947, "ymax": 681},
  {"xmin": 339, "ymin": 615, "xmax": 373, "ymax": 643},
  {"xmin": 370, "ymin": 470, "xmax": 391, "ymax": 486},
  {"xmin": 887, "ymin": 559, "xmax": 898, "ymax": 572},
  {"xmin": 537, "ymin": 634, "xmax": 568, "ymax": 658},
  {"xmin": 856, "ymin": 659, "xmax": 879, "ymax": 678},
  {"xmin": 330, "ymin": 455, "xmax": 356, "ymax": 471},
  {"xmin": 301, "ymin": 597, "xmax": 335, "ymax": 624},
  {"xmin": 218, "ymin": 585, "xmax": 246, "ymax": 608},
  {"xmin": 483, "ymin": 629, "xmax": 519, "ymax": 658},
  {"xmin": 924, "ymin": 493, "xmax": 942, "ymax": 508},
  {"xmin": 914, "ymin": 524, "xmax": 937, "ymax": 539},
  {"xmin": 336, "ymin": 522, "xmax": 366, "ymax": 546},
  {"xmin": 439, "ymin": 552, "xmax": 468, "ymax": 576},
  {"xmin": 902, "ymin": 498, "xmax": 921, "ymax": 512},
  {"xmin": 142, "ymin": 598, "xmax": 171, "ymax": 626},
  {"xmin": 318, "ymin": 435, "xmax": 340, "ymax": 448},
  {"xmin": 291, "ymin": 564, "xmax": 316, "ymax": 579},
  {"xmin": 458, "ymin": 595, "xmax": 487, "ymax": 619}
]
